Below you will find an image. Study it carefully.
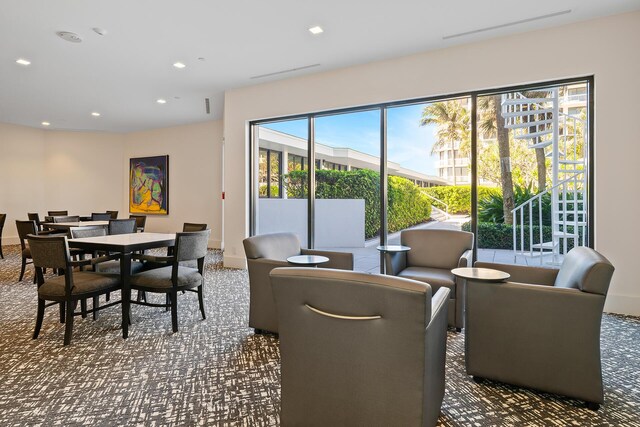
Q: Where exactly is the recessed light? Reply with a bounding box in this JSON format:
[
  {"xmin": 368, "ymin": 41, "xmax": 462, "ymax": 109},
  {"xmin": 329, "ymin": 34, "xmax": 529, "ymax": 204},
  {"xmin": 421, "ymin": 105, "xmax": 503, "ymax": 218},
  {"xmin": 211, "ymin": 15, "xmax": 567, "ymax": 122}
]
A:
[
  {"xmin": 91, "ymin": 112, "xmax": 101, "ymax": 117},
  {"xmin": 16, "ymin": 58, "xmax": 31, "ymax": 66},
  {"xmin": 41, "ymin": 121, "xmax": 50, "ymax": 126},
  {"xmin": 157, "ymin": 99, "xmax": 167, "ymax": 104},
  {"xmin": 308, "ymin": 26, "xmax": 324, "ymax": 35},
  {"xmin": 173, "ymin": 62, "xmax": 186, "ymax": 69}
]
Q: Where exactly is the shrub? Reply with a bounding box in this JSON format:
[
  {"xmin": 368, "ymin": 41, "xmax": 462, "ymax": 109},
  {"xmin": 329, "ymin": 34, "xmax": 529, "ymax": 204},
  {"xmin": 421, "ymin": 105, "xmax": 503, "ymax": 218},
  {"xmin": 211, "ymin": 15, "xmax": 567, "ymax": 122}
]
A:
[
  {"xmin": 286, "ymin": 169, "xmax": 431, "ymax": 238},
  {"xmin": 424, "ymin": 185, "xmax": 498, "ymax": 215},
  {"xmin": 258, "ymin": 184, "xmax": 280, "ymax": 198},
  {"xmin": 462, "ymin": 221, "xmax": 553, "ymax": 250},
  {"xmin": 478, "ymin": 183, "xmax": 551, "ymax": 225}
]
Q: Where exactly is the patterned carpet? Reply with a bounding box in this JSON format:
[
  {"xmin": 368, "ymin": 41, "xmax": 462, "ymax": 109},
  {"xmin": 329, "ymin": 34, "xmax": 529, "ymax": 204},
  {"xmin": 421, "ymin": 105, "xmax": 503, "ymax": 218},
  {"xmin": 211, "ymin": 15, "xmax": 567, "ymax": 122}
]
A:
[{"xmin": 0, "ymin": 244, "xmax": 638, "ymax": 426}]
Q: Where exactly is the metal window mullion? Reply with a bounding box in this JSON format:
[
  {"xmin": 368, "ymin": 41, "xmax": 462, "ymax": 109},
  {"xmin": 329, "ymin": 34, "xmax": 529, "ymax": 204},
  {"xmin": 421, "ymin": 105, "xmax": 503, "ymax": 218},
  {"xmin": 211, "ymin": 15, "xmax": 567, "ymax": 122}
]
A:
[
  {"xmin": 470, "ymin": 94, "xmax": 478, "ymax": 262},
  {"xmin": 308, "ymin": 117, "xmax": 315, "ymax": 249},
  {"xmin": 380, "ymin": 107, "xmax": 388, "ymax": 274},
  {"xmin": 266, "ymin": 149, "xmax": 271, "ymax": 198}
]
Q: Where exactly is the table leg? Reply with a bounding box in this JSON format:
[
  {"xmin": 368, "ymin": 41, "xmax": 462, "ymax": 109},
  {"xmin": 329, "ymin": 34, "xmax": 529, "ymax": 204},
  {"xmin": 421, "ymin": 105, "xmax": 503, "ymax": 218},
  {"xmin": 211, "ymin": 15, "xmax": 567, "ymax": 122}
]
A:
[{"xmin": 121, "ymin": 251, "xmax": 132, "ymax": 339}]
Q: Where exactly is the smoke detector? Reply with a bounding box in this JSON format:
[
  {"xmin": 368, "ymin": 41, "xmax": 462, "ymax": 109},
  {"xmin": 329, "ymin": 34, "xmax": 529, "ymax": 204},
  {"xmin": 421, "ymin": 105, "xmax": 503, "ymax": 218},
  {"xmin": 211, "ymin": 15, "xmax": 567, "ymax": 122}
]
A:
[{"xmin": 56, "ymin": 31, "xmax": 82, "ymax": 43}]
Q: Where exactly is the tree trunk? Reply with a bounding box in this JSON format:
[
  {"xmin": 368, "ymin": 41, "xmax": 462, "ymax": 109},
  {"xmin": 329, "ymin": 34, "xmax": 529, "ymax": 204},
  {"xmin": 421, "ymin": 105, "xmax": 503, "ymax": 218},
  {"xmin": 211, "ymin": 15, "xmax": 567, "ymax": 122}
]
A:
[
  {"xmin": 535, "ymin": 147, "xmax": 546, "ymax": 191},
  {"xmin": 451, "ymin": 139, "xmax": 457, "ymax": 186},
  {"xmin": 494, "ymin": 95, "xmax": 515, "ymax": 225}
]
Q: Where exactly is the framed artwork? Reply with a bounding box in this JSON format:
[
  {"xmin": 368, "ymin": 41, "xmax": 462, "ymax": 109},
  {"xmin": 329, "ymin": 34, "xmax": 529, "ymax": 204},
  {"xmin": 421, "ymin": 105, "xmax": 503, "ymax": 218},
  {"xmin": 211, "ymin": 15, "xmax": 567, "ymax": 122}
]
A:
[{"xmin": 129, "ymin": 155, "xmax": 169, "ymax": 215}]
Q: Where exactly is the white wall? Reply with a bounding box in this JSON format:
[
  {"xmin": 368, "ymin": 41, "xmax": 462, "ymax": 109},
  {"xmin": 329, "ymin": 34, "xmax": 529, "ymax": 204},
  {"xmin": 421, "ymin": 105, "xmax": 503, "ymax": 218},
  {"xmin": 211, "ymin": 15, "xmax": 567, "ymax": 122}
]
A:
[
  {"xmin": 222, "ymin": 11, "xmax": 640, "ymax": 315},
  {"xmin": 123, "ymin": 120, "xmax": 223, "ymax": 248},
  {"xmin": 0, "ymin": 122, "xmax": 124, "ymax": 243}
]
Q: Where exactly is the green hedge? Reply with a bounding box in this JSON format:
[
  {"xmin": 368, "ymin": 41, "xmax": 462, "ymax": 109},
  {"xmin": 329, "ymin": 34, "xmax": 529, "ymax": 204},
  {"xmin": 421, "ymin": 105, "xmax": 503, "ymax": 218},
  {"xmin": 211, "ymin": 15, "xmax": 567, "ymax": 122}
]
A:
[
  {"xmin": 424, "ymin": 185, "xmax": 498, "ymax": 215},
  {"xmin": 462, "ymin": 221, "xmax": 553, "ymax": 250},
  {"xmin": 286, "ymin": 169, "xmax": 431, "ymax": 238}
]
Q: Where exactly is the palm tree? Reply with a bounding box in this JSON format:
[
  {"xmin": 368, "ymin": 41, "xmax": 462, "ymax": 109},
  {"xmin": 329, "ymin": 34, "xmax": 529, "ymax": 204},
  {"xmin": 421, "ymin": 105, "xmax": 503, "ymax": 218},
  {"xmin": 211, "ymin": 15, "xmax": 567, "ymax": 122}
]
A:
[
  {"xmin": 478, "ymin": 96, "xmax": 515, "ymax": 225},
  {"xmin": 420, "ymin": 100, "xmax": 470, "ymax": 186}
]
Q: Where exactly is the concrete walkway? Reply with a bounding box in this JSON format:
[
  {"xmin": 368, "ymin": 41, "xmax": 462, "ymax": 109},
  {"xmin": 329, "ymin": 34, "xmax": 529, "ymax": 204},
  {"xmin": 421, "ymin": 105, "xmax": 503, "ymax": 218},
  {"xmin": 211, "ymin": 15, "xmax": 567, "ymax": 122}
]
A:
[{"xmin": 317, "ymin": 216, "xmax": 560, "ymax": 274}]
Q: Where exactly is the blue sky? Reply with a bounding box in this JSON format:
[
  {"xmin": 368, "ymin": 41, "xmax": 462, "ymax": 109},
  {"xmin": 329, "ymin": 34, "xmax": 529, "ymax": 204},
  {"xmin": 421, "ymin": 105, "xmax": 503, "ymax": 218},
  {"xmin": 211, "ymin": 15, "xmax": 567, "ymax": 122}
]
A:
[{"xmin": 262, "ymin": 104, "xmax": 439, "ymax": 176}]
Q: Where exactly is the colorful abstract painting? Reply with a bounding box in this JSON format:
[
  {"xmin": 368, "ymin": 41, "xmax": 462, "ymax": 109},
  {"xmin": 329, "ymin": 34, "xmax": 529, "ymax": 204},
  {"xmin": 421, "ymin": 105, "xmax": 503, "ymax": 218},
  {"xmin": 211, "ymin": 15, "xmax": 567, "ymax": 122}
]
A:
[{"xmin": 129, "ymin": 155, "xmax": 169, "ymax": 215}]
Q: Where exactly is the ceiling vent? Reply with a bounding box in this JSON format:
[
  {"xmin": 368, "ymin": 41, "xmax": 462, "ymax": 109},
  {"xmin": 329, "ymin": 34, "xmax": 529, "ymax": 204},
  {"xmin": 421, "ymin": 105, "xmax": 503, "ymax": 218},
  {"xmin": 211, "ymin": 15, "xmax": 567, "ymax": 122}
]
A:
[
  {"xmin": 250, "ymin": 63, "xmax": 321, "ymax": 80},
  {"xmin": 56, "ymin": 31, "xmax": 83, "ymax": 43}
]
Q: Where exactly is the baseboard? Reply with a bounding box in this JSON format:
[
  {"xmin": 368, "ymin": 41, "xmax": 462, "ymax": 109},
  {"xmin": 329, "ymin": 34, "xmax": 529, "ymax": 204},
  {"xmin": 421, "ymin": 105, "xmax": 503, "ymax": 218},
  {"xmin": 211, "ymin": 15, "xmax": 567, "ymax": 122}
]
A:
[
  {"xmin": 224, "ymin": 254, "xmax": 247, "ymax": 269},
  {"xmin": 604, "ymin": 293, "xmax": 640, "ymax": 316},
  {"xmin": 208, "ymin": 239, "xmax": 222, "ymax": 249}
]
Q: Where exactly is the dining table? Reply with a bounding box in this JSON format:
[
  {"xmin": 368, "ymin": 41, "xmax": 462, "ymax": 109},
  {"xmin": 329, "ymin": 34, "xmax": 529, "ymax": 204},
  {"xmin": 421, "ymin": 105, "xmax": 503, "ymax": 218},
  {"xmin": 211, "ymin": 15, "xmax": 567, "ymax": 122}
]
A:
[{"xmin": 68, "ymin": 232, "xmax": 176, "ymax": 338}]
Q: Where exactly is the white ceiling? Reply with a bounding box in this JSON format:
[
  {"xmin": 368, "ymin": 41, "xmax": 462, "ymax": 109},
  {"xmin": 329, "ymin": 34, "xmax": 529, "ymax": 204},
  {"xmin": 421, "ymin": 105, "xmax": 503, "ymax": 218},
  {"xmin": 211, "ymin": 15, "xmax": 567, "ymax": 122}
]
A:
[{"xmin": 1, "ymin": 0, "xmax": 638, "ymax": 133}]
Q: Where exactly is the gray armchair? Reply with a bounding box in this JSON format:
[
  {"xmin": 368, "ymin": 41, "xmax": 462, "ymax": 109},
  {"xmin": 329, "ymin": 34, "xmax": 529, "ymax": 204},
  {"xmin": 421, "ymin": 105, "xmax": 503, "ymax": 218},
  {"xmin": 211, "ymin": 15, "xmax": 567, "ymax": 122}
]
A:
[
  {"xmin": 466, "ymin": 247, "xmax": 614, "ymax": 410},
  {"xmin": 385, "ymin": 229, "xmax": 473, "ymax": 330},
  {"xmin": 270, "ymin": 267, "xmax": 449, "ymax": 427},
  {"xmin": 242, "ymin": 232, "xmax": 354, "ymax": 334}
]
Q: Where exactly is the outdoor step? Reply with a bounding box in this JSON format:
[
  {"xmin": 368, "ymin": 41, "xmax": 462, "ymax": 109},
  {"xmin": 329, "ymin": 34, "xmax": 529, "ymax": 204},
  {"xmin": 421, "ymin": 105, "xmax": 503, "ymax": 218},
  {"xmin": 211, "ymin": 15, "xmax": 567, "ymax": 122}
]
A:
[
  {"xmin": 502, "ymin": 107, "xmax": 553, "ymax": 118},
  {"xmin": 553, "ymin": 232, "xmax": 579, "ymax": 238},
  {"xmin": 531, "ymin": 241, "xmax": 557, "ymax": 250},
  {"xmin": 559, "ymin": 159, "xmax": 585, "ymax": 165},
  {"xmin": 527, "ymin": 140, "xmax": 554, "ymax": 149},
  {"xmin": 502, "ymin": 118, "xmax": 553, "ymax": 130},
  {"xmin": 502, "ymin": 97, "xmax": 553, "ymax": 105}
]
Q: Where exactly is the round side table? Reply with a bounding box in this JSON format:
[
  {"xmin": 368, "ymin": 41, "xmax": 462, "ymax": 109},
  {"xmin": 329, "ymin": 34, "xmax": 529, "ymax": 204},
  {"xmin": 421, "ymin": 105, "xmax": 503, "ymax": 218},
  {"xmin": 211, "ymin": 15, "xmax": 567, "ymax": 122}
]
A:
[
  {"xmin": 451, "ymin": 267, "xmax": 510, "ymax": 282},
  {"xmin": 376, "ymin": 245, "xmax": 411, "ymax": 275},
  {"xmin": 286, "ymin": 255, "xmax": 330, "ymax": 267}
]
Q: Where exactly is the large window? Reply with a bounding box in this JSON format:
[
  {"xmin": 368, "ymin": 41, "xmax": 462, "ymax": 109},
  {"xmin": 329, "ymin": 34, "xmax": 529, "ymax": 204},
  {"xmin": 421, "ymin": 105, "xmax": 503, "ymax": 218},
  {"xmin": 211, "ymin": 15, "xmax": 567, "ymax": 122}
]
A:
[{"xmin": 250, "ymin": 77, "xmax": 593, "ymax": 271}]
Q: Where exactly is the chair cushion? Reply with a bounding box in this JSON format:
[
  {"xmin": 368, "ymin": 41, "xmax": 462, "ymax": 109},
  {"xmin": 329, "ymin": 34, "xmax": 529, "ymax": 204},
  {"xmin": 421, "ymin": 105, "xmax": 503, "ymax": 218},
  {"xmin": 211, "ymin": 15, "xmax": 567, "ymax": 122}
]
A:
[
  {"xmin": 130, "ymin": 266, "xmax": 203, "ymax": 290},
  {"xmin": 401, "ymin": 229, "xmax": 473, "ymax": 269},
  {"xmin": 95, "ymin": 260, "xmax": 145, "ymax": 274},
  {"xmin": 397, "ymin": 267, "xmax": 456, "ymax": 298},
  {"xmin": 38, "ymin": 272, "xmax": 121, "ymax": 300}
]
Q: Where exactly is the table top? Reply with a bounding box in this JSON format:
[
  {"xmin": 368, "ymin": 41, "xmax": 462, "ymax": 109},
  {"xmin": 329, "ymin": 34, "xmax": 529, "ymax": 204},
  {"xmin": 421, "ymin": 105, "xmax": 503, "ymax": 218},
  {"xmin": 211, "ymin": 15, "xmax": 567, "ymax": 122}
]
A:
[
  {"xmin": 451, "ymin": 267, "xmax": 510, "ymax": 282},
  {"xmin": 376, "ymin": 245, "xmax": 411, "ymax": 252},
  {"xmin": 69, "ymin": 232, "xmax": 176, "ymax": 251},
  {"xmin": 43, "ymin": 221, "xmax": 109, "ymax": 228},
  {"xmin": 287, "ymin": 255, "xmax": 330, "ymax": 266}
]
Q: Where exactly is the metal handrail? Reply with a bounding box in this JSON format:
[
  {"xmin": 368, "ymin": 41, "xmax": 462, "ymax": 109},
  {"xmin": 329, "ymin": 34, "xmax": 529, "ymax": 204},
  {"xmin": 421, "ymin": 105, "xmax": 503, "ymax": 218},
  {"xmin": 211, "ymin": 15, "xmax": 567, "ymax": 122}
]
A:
[
  {"xmin": 511, "ymin": 171, "xmax": 584, "ymax": 212},
  {"xmin": 423, "ymin": 192, "xmax": 450, "ymax": 219}
]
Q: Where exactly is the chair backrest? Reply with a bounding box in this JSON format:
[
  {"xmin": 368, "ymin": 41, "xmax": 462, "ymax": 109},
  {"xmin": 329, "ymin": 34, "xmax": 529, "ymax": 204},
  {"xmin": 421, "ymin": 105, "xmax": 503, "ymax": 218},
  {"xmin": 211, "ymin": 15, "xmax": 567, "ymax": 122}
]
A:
[
  {"xmin": 401, "ymin": 229, "xmax": 474, "ymax": 269},
  {"xmin": 243, "ymin": 232, "xmax": 301, "ymax": 261},
  {"xmin": 0, "ymin": 213, "xmax": 6, "ymax": 229},
  {"xmin": 183, "ymin": 222, "xmax": 207, "ymax": 232},
  {"xmin": 28, "ymin": 235, "xmax": 70, "ymax": 271},
  {"xmin": 269, "ymin": 267, "xmax": 440, "ymax": 426},
  {"xmin": 27, "ymin": 213, "xmax": 41, "ymax": 230},
  {"xmin": 129, "ymin": 215, "xmax": 147, "ymax": 231},
  {"xmin": 15, "ymin": 220, "xmax": 37, "ymax": 249},
  {"xmin": 52, "ymin": 215, "xmax": 80, "ymax": 223},
  {"xmin": 108, "ymin": 218, "xmax": 136, "ymax": 235},
  {"xmin": 175, "ymin": 229, "xmax": 211, "ymax": 263},
  {"xmin": 48, "ymin": 210, "xmax": 68, "ymax": 216},
  {"xmin": 91, "ymin": 213, "xmax": 112, "ymax": 221},
  {"xmin": 554, "ymin": 247, "xmax": 615, "ymax": 296},
  {"xmin": 106, "ymin": 210, "xmax": 118, "ymax": 219},
  {"xmin": 69, "ymin": 226, "xmax": 107, "ymax": 239}
]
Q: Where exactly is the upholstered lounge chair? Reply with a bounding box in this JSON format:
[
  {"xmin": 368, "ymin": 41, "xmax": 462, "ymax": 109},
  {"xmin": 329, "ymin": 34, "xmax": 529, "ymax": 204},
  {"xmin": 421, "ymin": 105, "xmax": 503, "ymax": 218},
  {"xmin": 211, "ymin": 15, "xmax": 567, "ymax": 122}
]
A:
[
  {"xmin": 466, "ymin": 247, "xmax": 615, "ymax": 410},
  {"xmin": 243, "ymin": 232, "xmax": 354, "ymax": 334}
]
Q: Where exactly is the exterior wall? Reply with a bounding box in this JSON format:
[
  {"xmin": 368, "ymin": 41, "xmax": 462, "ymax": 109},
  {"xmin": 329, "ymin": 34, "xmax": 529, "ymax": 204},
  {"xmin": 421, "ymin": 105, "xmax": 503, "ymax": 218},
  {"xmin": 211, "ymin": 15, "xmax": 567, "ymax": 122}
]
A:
[
  {"xmin": 123, "ymin": 120, "xmax": 223, "ymax": 248},
  {"xmin": 222, "ymin": 12, "xmax": 640, "ymax": 315}
]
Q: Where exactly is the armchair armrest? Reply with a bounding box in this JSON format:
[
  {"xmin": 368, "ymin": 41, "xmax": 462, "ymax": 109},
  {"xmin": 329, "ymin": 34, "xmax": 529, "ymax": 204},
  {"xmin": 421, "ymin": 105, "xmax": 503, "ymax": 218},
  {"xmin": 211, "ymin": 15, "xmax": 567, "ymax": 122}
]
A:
[
  {"xmin": 458, "ymin": 249, "xmax": 473, "ymax": 268},
  {"xmin": 384, "ymin": 252, "xmax": 407, "ymax": 276},
  {"xmin": 301, "ymin": 249, "xmax": 354, "ymax": 270},
  {"xmin": 474, "ymin": 261, "xmax": 559, "ymax": 286}
]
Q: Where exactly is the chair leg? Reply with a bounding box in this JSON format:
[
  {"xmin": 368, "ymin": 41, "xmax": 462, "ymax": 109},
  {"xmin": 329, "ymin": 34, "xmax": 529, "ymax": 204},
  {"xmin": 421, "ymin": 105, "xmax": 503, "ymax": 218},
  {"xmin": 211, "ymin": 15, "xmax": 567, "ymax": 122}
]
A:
[
  {"xmin": 59, "ymin": 302, "xmax": 65, "ymax": 323},
  {"xmin": 33, "ymin": 298, "xmax": 45, "ymax": 339},
  {"xmin": 197, "ymin": 285, "xmax": 206, "ymax": 320},
  {"xmin": 81, "ymin": 299, "xmax": 88, "ymax": 319},
  {"xmin": 92, "ymin": 296, "xmax": 99, "ymax": 320},
  {"xmin": 63, "ymin": 300, "xmax": 74, "ymax": 346},
  {"xmin": 165, "ymin": 294, "xmax": 170, "ymax": 311},
  {"xmin": 19, "ymin": 257, "xmax": 26, "ymax": 281},
  {"xmin": 106, "ymin": 292, "xmax": 110, "ymax": 302},
  {"xmin": 170, "ymin": 291, "xmax": 178, "ymax": 332}
]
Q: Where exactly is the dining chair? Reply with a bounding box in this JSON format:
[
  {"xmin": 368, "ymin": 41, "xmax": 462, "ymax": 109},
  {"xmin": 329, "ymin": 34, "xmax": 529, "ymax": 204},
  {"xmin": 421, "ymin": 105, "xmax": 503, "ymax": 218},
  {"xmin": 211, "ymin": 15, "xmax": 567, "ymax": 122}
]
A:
[
  {"xmin": 91, "ymin": 213, "xmax": 112, "ymax": 221},
  {"xmin": 0, "ymin": 213, "xmax": 6, "ymax": 259},
  {"xmin": 130, "ymin": 229, "xmax": 210, "ymax": 332},
  {"xmin": 28, "ymin": 234, "xmax": 122, "ymax": 346},
  {"xmin": 15, "ymin": 220, "xmax": 38, "ymax": 281},
  {"xmin": 106, "ymin": 210, "xmax": 119, "ymax": 219},
  {"xmin": 129, "ymin": 215, "xmax": 147, "ymax": 232},
  {"xmin": 108, "ymin": 218, "xmax": 137, "ymax": 235},
  {"xmin": 47, "ymin": 210, "xmax": 68, "ymax": 216},
  {"xmin": 183, "ymin": 223, "xmax": 208, "ymax": 232}
]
